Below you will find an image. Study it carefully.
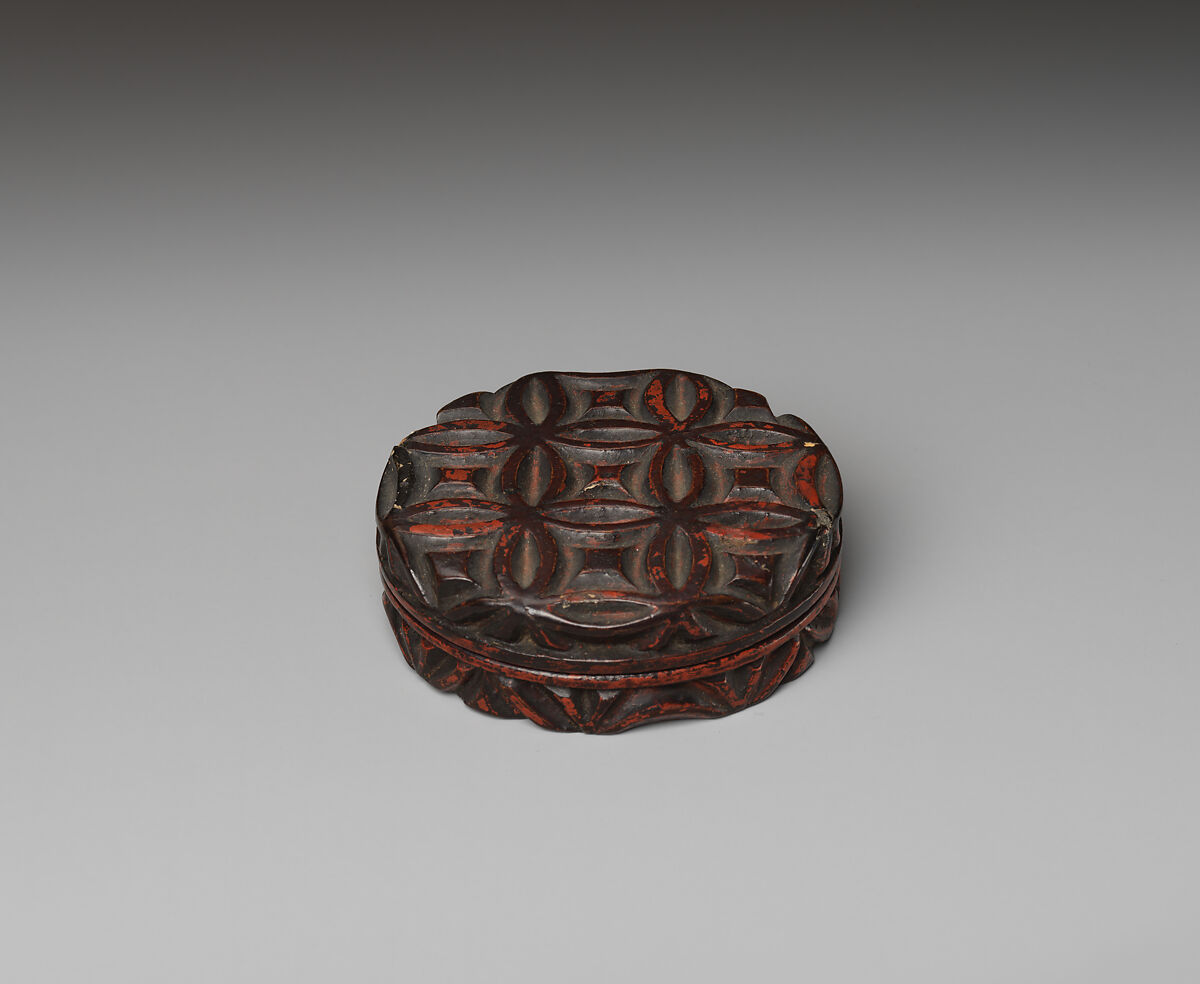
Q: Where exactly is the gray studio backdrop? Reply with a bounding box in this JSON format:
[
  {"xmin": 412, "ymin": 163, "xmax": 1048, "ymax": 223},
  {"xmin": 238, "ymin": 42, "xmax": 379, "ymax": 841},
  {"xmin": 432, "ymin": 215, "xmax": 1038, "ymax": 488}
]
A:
[{"xmin": 2, "ymin": 5, "xmax": 1198, "ymax": 982}]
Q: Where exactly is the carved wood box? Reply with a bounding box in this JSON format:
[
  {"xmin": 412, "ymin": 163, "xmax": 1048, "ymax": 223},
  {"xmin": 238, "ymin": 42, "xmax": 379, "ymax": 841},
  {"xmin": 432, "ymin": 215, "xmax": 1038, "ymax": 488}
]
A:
[{"xmin": 376, "ymin": 370, "xmax": 842, "ymax": 733}]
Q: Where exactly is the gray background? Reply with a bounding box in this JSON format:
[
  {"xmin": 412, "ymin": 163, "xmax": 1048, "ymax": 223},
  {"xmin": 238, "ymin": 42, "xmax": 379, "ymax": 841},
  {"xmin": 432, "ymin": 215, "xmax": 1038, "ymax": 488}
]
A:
[{"xmin": 3, "ymin": 4, "xmax": 1198, "ymax": 981}]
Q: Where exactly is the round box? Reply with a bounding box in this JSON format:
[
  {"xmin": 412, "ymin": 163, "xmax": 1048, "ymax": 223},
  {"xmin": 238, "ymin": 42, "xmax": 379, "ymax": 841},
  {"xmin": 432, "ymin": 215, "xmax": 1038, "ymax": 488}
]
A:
[{"xmin": 376, "ymin": 370, "xmax": 842, "ymax": 733}]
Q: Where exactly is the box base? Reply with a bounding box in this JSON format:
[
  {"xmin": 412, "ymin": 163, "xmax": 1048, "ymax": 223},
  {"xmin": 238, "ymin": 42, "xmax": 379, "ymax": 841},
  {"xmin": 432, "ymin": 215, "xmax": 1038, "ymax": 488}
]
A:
[{"xmin": 383, "ymin": 580, "xmax": 839, "ymax": 734}]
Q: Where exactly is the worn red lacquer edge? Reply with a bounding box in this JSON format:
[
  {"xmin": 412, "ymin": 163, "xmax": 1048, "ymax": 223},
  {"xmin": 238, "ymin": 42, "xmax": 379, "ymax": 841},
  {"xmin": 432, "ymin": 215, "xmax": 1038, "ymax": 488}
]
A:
[{"xmin": 380, "ymin": 553, "xmax": 840, "ymax": 690}]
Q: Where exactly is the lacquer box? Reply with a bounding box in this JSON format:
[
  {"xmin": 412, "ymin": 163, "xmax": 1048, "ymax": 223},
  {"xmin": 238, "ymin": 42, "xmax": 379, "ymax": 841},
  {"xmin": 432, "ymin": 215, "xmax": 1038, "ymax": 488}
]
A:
[{"xmin": 376, "ymin": 370, "xmax": 842, "ymax": 733}]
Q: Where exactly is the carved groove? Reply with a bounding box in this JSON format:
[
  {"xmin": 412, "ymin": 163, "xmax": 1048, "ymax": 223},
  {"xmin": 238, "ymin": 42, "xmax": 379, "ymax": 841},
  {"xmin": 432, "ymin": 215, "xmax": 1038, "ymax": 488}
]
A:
[{"xmin": 384, "ymin": 583, "xmax": 839, "ymax": 734}]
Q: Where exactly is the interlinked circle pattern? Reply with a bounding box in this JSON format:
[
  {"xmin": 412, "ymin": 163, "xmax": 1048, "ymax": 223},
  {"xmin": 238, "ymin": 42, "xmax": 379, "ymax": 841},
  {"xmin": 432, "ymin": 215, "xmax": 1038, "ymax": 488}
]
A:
[{"xmin": 378, "ymin": 370, "xmax": 842, "ymax": 666}]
